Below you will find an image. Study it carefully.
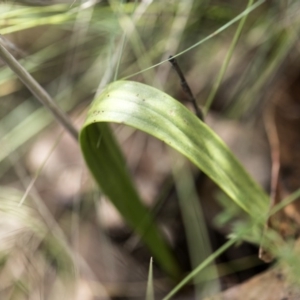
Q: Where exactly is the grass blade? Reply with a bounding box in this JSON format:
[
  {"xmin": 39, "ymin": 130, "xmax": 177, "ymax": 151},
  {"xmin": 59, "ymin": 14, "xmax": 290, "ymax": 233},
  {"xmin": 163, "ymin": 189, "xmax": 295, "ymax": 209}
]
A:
[{"xmin": 146, "ymin": 257, "xmax": 154, "ymax": 300}]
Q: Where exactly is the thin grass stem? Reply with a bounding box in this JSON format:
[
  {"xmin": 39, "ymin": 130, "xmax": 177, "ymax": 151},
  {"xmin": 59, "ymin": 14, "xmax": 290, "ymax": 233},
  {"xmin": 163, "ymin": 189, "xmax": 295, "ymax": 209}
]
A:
[
  {"xmin": 270, "ymin": 188, "xmax": 300, "ymax": 217},
  {"xmin": 169, "ymin": 55, "xmax": 204, "ymax": 120},
  {"xmin": 123, "ymin": 0, "xmax": 265, "ymax": 80},
  {"xmin": 163, "ymin": 237, "xmax": 237, "ymax": 300},
  {"xmin": 0, "ymin": 37, "xmax": 78, "ymax": 141},
  {"xmin": 203, "ymin": 0, "xmax": 254, "ymax": 115}
]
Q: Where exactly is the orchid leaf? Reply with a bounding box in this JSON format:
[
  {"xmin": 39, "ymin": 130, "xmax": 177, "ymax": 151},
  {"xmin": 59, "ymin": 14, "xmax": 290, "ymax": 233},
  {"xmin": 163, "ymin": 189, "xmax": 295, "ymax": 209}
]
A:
[{"xmin": 80, "ymin": 80, "xmax": 269, "ymax": 275}]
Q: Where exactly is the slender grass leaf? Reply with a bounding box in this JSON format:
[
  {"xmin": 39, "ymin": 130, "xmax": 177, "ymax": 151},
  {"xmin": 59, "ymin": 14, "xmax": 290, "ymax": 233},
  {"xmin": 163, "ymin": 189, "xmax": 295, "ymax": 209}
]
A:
[{"xmin": 146, "ymin": 257, "xmax": 154, "ymax": 300}]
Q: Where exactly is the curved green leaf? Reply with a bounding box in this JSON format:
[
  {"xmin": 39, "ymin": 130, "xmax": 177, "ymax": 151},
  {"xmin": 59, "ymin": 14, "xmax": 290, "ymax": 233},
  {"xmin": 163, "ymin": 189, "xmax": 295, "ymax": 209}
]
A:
[
  {"xmin": 80, "ymin": 80, "xmax": 269, "ymax": 275},
  {"xmin": 80, "ymin": 121, "xmax": 180, "ymax": 277}
]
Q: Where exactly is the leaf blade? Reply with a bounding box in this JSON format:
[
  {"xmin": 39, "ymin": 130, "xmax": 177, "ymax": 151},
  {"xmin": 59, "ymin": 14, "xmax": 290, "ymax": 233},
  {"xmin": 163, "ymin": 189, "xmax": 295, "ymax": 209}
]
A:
[
  {"xmin": 82, "ymin": 80, "xmax": 268, "ymax": 217},
  {"xmin": 80, "ymin": 122, "xmax": 180, "ymax": 278}
]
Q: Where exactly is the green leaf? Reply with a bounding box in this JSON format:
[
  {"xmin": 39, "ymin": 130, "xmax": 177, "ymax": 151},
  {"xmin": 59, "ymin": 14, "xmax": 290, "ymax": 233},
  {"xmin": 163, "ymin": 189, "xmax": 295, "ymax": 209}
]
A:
[
  {"xmin": 80, "ymin": 113, "xmax": 180, "ymax": 278},
  {"xmin": 79, "ymin": 80, "xmax": 269, "ymax": 275},
  {"xmin": 146, "ymin": 257, "xmax": 154, "ymax": 300}
]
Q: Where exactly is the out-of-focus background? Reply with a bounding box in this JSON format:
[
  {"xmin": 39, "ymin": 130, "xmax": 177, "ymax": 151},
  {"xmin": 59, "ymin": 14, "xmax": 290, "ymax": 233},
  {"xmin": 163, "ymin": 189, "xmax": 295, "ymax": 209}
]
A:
[{"xmin": 1, "ymin": 0, "xmax": 300, "ymax": 299}]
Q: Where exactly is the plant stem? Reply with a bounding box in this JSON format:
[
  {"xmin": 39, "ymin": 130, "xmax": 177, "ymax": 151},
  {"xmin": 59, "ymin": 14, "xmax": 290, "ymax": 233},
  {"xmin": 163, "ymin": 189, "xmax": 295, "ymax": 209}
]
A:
[
  {"xmin": 203, "ymin": 0, "xmax": 254, "ymax": 115},
  {"xmin": 0, "ymin": 36, "xmax": 79, "ymax": 141},
  {"xmin": 169, "ymin": 55, "xmax": 204, "ymax": 121},
  {"xmin": 163, "ymin": 237, "xmax": 237, "ymax": 300}
]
